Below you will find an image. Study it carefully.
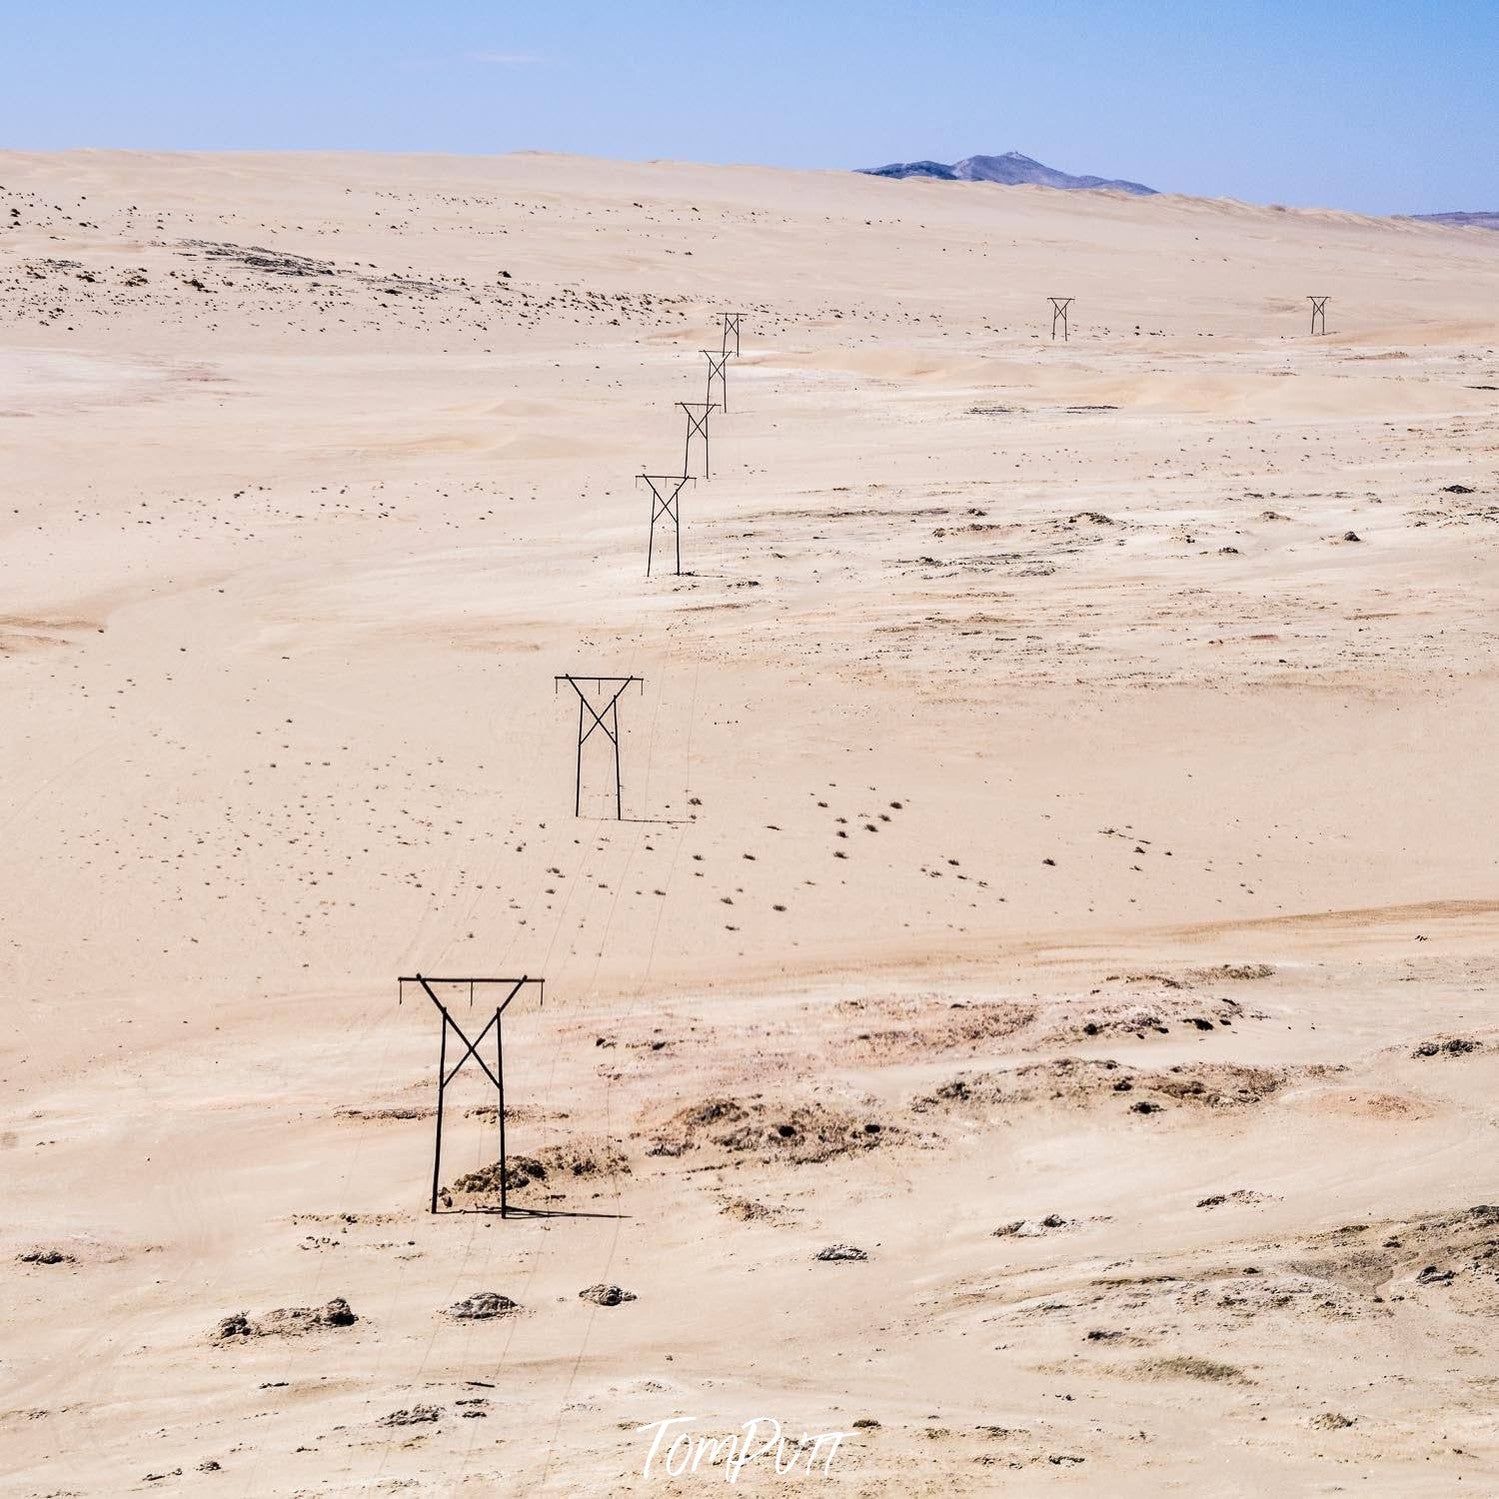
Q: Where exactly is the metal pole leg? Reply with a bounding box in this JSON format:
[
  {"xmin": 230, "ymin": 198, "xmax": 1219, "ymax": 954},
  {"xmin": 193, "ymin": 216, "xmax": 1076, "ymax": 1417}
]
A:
[
  {"xmin": 612, "ymin": 699, "xmax": 622, "ymax": 818},
  {"xmin": 575, "ymin": 692, "xmax": 584, "ymax": 816},
  {"xmin": 497, "ymin": 1011, "xmax": 507, "ymax": 1218},
  {"xmin": 431, "ymin": 1016, "xmax": 448, "ymax": 1213}
]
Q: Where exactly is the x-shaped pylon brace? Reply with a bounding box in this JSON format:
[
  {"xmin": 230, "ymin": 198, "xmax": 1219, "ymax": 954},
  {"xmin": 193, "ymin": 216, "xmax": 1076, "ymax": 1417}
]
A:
[
  {"xmin": 701, "ymin": 349, "xmax": 732, "ymax": 412},
  {"xmin": 1049, "ymin": 297, "xmax": 1074, "ymax": 341},
  {"xmin": 638, "ymin": 473, "xmax": 694, "ymax": 577},
  {"xmin": 679, "ymin": 401, "xmax": 718, "ymax": 479},
  {"xmin": 442, "ymin": 1008, "xmax": 501, "ymax": 1087},
  {"xmin": 719, "ymin": 311, "xmax": 746, "ymax": 357},
  {"xmin": 578, "ymin": 682, "xmax": 628, "ymax": 748},
  {"xmin": 415, "ymin": 975, "xmax": 525, "ymax": 1090},
  {"xmin": 1308, "ymin": 296, "xmax": 1330, "ymax": 335},
  {"xmin": 555, "ymin": 674, "xmax": 643, "ymax": 818}
]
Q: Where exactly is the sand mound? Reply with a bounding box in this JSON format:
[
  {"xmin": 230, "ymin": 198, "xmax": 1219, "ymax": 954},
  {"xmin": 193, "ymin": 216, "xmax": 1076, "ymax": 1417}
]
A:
[{"xmin": 213, "ymin": 1298, "xmax": 357, "ymax": 1340}]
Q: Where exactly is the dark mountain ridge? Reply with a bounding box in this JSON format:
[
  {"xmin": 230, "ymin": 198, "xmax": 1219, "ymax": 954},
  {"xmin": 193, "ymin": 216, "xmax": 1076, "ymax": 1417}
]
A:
[
  {"xmin": 860, "ymin": 150, "xmax": 1157, "ymax": 195},
  {"xmin": 858, "ymin": 150, "xmax": 1498, "ymax": 225},
  {"xmin": 1411, "ymin": 211, "xmax": 1499, "ymax": 230}
]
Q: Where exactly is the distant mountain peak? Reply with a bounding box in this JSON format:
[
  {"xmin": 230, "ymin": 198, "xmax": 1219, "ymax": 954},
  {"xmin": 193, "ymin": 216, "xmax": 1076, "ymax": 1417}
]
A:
[
  {"xmin": 1411, "ymin": 211, "xmax": 1499, "ymax": 231},
  {"xmin": 859, "ymin": 151, "xmax": 1157, "ymax": 196}
]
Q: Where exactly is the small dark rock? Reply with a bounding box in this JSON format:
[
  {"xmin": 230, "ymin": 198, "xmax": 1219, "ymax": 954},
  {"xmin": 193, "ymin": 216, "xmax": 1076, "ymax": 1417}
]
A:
[
  {"xmin": 445, "ymin": 1291, "xmax": 519, "ymax": 1320},
  {"xmin": 315, "ymin": 1297, "xmax": 358, "ymax": 1327},
  {"xmin": 214, "ymin": 1312, "xmax": 254, "ymax": 1340},
  {"xmin": 579, "ymin": 1283, "xmax": 637, "ymax": 1306}
]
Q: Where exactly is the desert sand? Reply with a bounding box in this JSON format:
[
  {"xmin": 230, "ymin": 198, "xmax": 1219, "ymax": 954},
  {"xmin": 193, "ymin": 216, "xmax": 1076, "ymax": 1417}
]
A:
[{"xmin": 2, "ymin": 149, "xmax": 1498, "ymax": 1495}]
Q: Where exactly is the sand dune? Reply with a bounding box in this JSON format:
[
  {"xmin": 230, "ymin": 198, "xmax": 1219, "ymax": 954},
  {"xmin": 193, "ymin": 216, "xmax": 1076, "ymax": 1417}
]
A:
[{"xmin": 2, "ymin": 150, "xmax": 1498, "ymax": 1495}]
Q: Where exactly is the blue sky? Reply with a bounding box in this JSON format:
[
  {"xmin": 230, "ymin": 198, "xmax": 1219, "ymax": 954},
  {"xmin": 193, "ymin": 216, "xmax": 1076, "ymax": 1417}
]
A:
[{"xmin": 4, "ymin": 1, "xmax": 1496, "ymax": 213}]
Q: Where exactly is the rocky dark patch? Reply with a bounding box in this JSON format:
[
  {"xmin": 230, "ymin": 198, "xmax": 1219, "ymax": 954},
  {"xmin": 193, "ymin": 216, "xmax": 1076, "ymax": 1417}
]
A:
[
  {"xmin": 1412, "ymin": 1036, "xmax": 1481, "ymax": 1058},
  {"xmin": 914, "ymin": 1057, "xmax": 1308, "ymax": 1117},
  {"xmin": 378, "ymin": 1405, "xmax": 442, "ymax": 1426},
  {"xmin": 647, "ymin": 1096, "xmax": 892, "ymax": 1165}
]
